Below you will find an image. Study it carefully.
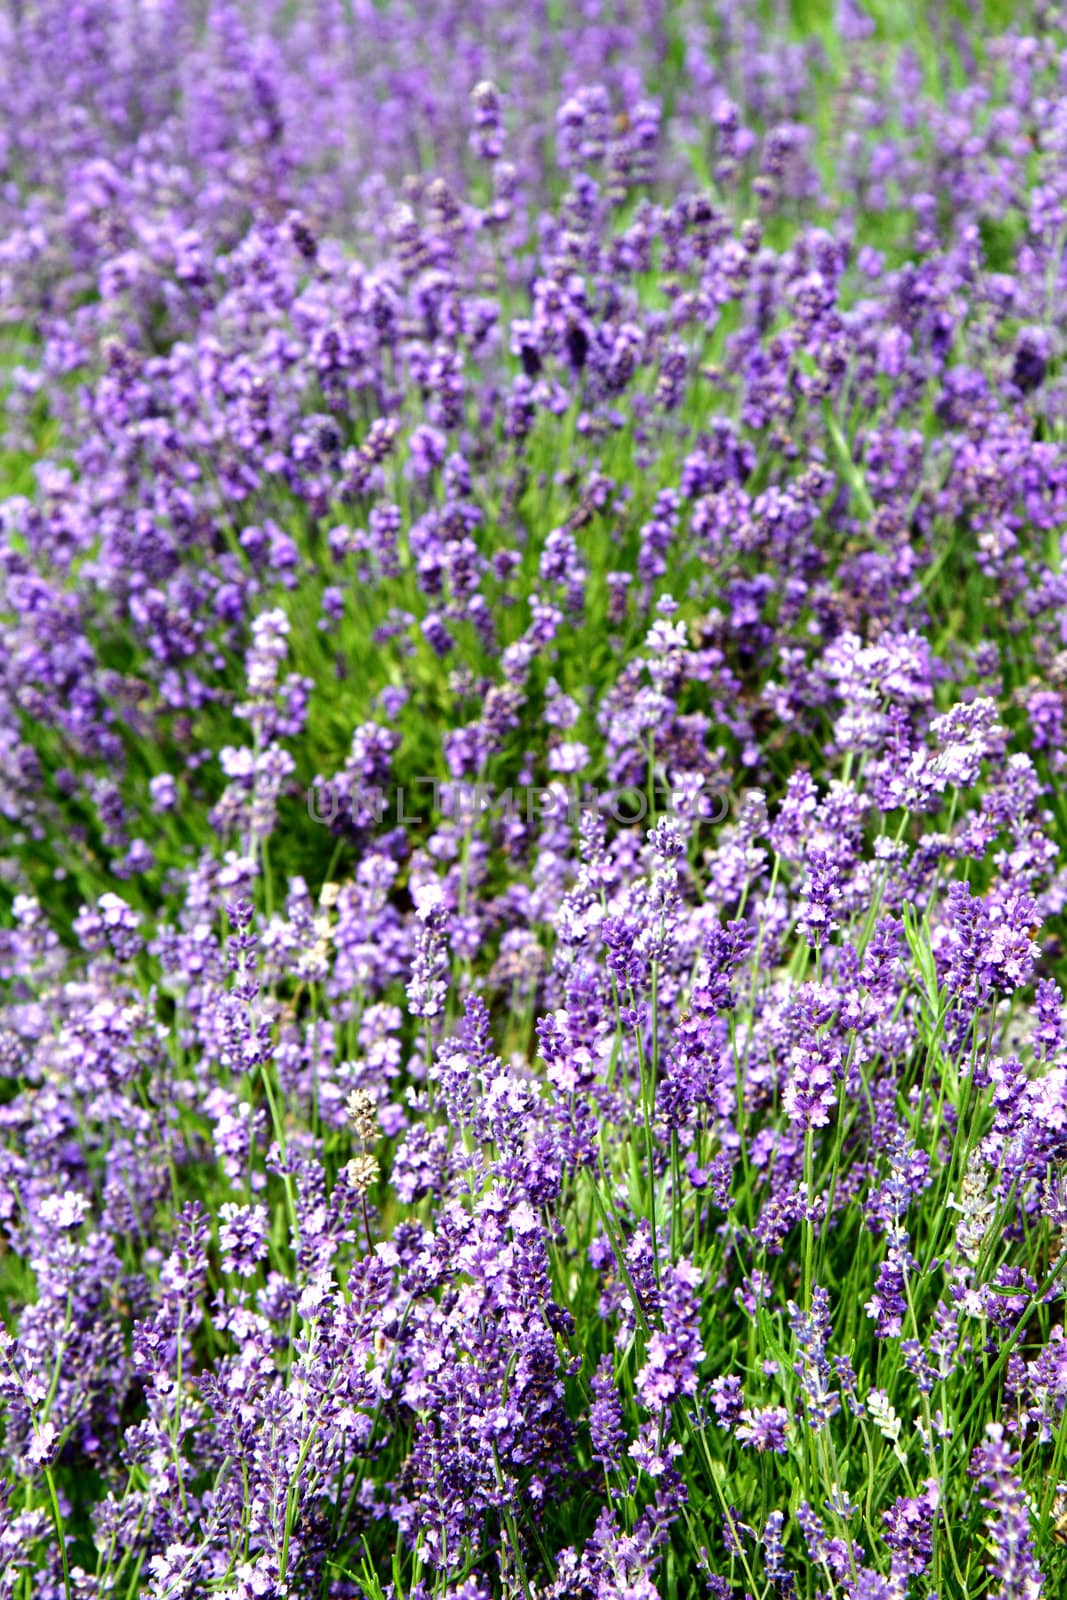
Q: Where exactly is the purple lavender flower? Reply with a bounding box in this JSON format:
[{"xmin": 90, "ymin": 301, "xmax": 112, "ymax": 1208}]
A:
[{"xmin": 969, "ymin": 1424, "xmax": 1044, "ymax": 1599}]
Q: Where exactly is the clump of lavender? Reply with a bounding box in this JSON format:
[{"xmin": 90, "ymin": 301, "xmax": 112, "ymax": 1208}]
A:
[{"xmin": 2, "ymin": 2, "xmax": 1067, "ymax": 1596}]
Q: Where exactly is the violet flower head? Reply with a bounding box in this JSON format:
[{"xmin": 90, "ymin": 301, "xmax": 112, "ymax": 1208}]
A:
[
  {"xmin": 406, "ymin": 885, "xmax": 451, "ymax": 1021},
  {"xmin": 969, "ymin": 1424, "xmax": 1044, "ymax": 1600}
]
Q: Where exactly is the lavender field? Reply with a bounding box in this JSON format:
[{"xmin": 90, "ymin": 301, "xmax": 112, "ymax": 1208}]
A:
[{"xmin": 2, "ymin": 1, "xmax": 1067, "ymax": 1595}]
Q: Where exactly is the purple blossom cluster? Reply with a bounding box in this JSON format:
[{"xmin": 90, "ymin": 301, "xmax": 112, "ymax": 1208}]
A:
[{"xmin": 2, "ymin": 2, "xmax": 1067, "ymax": 1598}]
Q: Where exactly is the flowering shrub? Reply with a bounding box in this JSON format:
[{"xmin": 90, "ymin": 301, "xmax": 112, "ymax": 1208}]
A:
[{"xmin": 2, "ymin": 1, "xmax": 1067, "ymax": 1596}]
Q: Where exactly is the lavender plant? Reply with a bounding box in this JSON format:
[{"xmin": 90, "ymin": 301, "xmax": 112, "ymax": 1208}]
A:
[{"xmin": 1, "ymin": 1, "xmax": 1067, "ymax": 1597}]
